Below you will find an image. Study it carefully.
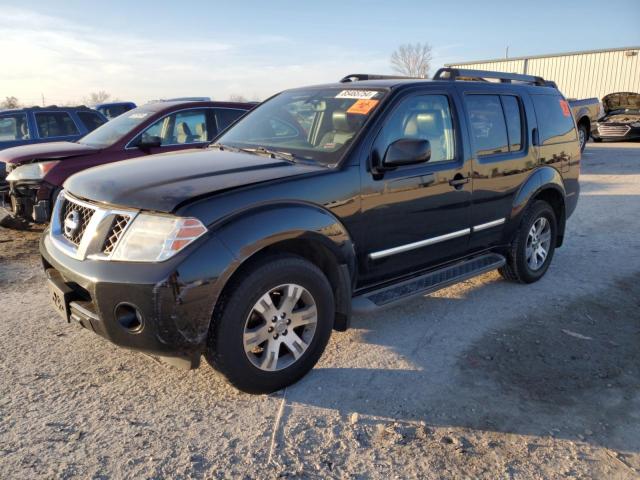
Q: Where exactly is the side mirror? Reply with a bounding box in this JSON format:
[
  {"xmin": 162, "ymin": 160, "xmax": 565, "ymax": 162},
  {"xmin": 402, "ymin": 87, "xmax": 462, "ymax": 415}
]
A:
[
  {"xmin": 383, "ymin": 138, "xmax": 431, "ymax": 168},
  {"xmin": 138, "ymin": 135, "xmax": 162, "ymax": 152}
]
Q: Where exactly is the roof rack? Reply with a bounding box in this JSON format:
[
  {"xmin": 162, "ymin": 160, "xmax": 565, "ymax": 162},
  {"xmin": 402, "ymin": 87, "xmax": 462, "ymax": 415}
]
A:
[
  {"xmin": 339, "ymin": 73, "xmax": 423, "ymax": 83},
  {"xmin": 433, "ymin": 67, "xmax": 549, "ymax": 86}
]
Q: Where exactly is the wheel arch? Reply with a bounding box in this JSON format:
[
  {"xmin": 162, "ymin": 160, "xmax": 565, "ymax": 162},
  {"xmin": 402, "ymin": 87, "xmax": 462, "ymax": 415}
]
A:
[
  {"xmin": 510, "ymin": 167, "xmax": 567, "ymax": 247},
  {"xmin": 211, "ymin": 202, "xmax": 357, "ymax": 332}
]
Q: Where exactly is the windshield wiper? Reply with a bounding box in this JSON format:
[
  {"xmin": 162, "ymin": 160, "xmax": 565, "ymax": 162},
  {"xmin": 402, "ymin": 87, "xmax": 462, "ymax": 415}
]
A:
[{"xmin": 238, "ymin": 146, "xmax": 298, "ymax": 163}]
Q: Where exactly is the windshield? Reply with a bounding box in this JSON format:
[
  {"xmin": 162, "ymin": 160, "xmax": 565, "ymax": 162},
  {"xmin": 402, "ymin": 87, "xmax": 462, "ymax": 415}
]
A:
[
  {"xmin": 79, "ymin": 108, "xmax": 155, "ymax": 148},
  {"xmin": 215, "ymin": 87, "xmax": 387, "ymax": 165}
]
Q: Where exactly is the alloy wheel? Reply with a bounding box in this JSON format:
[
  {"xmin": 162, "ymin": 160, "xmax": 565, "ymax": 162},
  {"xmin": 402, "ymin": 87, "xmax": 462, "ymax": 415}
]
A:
[
  {"xmin": 243, "ymin": 283, "xmax": 318, "ymax": 371},
  {"xmin": 526, "ymin": 217, "xmax": 552, "ymax": 271}
]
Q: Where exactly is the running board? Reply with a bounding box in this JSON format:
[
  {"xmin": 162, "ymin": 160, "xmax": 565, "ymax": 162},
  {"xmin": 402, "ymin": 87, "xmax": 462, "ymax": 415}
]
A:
[{"xmin": 352, "ymin": 253, "xmax": 505, "ymax": 314}]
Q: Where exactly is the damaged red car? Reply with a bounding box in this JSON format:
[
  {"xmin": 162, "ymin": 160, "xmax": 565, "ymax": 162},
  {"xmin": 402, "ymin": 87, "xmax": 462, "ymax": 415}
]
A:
[{"xmin": 1, "ymin": 100, "xmax": 253, "ymax": 225}]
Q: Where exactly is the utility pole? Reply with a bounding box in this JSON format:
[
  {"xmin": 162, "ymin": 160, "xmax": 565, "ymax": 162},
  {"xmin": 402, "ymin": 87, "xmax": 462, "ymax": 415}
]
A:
[
  {"xmin": 41, "ymin": 93, "xmax": 45, "ymax": 106},
  {"xmin": 505, "ymin": 46, "xmax": 509, "ymax": 59}
]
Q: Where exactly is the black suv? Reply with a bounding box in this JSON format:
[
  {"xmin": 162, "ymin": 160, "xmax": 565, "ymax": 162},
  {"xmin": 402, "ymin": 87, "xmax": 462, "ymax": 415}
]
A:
[{"xmin": 40, "ymin": 69, "xmax": 580, "ymax": 393}]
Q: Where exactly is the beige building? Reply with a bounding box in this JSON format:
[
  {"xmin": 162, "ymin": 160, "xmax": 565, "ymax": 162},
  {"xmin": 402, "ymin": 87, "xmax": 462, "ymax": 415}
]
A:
[{"xmin": 446, "ymin": 46, "xmax": 640, "ymax": 100}]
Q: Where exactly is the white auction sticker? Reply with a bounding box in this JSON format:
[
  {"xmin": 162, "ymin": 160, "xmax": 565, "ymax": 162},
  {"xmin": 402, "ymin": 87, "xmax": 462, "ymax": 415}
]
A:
[
  {"xmin": 128, "ymin": 113, "xmax": 149, "ymax": 119},
  {"xmin": 335, "ymin": 90, "xmax": 379, "ymax": 100}
]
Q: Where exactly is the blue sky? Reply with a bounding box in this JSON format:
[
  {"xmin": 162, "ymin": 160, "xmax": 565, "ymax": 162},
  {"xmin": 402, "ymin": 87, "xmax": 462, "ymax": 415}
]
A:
[{"xmin": 1, "ymin": 0, "xmax": 639, "ymax": 105}]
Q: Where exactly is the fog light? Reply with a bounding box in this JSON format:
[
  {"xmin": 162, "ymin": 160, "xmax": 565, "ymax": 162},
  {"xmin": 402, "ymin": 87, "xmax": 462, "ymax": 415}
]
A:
[{"xmin": 115, "ymin": 303, "xmax": 144, "ymax": 333}]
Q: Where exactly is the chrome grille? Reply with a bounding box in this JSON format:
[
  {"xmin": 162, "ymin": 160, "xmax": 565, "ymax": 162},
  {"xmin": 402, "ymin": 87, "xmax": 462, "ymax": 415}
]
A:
[
  {"xmin": 598, "ymin": 124, "xmax": 631, "ymax": 137},
  {"xmin": 102, "ymin": 215, "xmax": 131, "ymax": 254},
  {"xmin": 60, "ymin": 197, "xmax": 95, "ymax": 245}
]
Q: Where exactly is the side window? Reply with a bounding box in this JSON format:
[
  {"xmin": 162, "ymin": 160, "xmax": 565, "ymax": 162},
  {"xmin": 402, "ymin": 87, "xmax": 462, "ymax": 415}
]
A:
[
  {"xmin": 35, "ymin": 112, "xmax": 79, "ymax": 138},
  {"xmin": 171, "ymin": 110, "xmax": 208, "ymax": 144},
  {"xmin": 375, "ymin": 94, "xmax": 455, "ymax": 163},
  {"xmin": 0, "ymin": 113, "xmax": 30, "ymax": 141},
  {"xmin": 139, "ymin": 110, "xmax": 208, "ymax": 146},
  {"xmin": 214, "ymin": 108, "xmax": 246, "ymax": 134},
  {"xmin": 531, "ymin": 95, "xmax": 577, "ymax": 145},
  {"xmin": 501, "ymin": 95, "xmax": 523, "ymax": 151},
  {"xmin": 465, "ymin": 95, "xmax": 509, "ymax": 156},
  {"xmin": 77, "ymin": 111, "xmax": 107, "ymax": 132}
]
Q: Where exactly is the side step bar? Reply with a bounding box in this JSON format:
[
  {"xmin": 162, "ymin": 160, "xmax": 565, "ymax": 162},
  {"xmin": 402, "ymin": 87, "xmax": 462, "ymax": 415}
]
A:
[{"xmin": 352, "ymin": 253, "xmax": 505, "ymax": 314}]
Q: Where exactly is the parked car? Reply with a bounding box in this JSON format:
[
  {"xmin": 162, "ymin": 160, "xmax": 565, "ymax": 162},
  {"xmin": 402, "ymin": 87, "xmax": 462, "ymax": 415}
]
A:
[
  {"xmin": 0, "ymin": 106, "xmax": 107, "ymax": 151},
  {"xmin": 592, "ymin": 92, "xmax": 640, "ymax": 142},
  {"xmin": 1, "ymin": 101, "xmax": 252, "ymax": 224},
  {"xmin": 40, "ymin": 69, "xmax": 580, "ymax": 394},
  {"xmin": 95, "ymin": 102, "xmax": 137, "ymax": 120},
  {"xmin": 568, "ymin": 97, "xmax": 601, "ymax": 151}
]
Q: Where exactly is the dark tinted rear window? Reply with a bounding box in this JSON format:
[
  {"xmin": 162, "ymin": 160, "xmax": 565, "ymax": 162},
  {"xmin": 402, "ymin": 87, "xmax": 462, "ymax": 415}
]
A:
[
  {"xmin": 214, "ymin": 108, "xmax": 246, "ymax": 133},
  {"xmin": 501, "ymin": 95, "xmax": 523, "ymax": 151},
  {"xmin": 531, "ymin": 95, "xmax": 576, "ymax": 145},
  {"xmin": 35, "ymin": 112, "xmax": 79, "ymax": 138},
  {"xmin": 77, "ymin": 111, "xmax": 107, "ymax": 132},
  {"xmin": 465, "ymin": 95, "xmax": 509, "ymax": 156}
]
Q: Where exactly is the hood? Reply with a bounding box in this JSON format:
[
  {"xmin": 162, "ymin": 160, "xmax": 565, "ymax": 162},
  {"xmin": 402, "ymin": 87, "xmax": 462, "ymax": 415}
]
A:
[
  {"xmin": 64, "ymin": 149, "xmax": 325, "ymax": 213},
  {"xmin": 0, "ymin": 141, "xmax": 98, "ymax": 166},
  {"xmin": 602, "ymin": 92, "xmax": 640, "ymax": 113}
]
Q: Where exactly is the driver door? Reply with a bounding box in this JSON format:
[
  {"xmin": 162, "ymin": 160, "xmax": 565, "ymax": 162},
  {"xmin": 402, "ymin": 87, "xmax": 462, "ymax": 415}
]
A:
[{"xmin": 357, "ymin": 90, "xmax": 473, "ymax": 286}]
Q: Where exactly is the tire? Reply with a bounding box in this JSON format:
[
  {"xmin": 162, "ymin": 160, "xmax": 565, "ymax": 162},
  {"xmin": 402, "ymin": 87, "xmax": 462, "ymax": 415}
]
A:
[
  {"xmin": 593, "ymin": 137, "xmax": 603, "ymax": 143},
  {"xmin": 499, "ymin": 200, "xmax": 557, "ymax": 284},
  {"xmin": 205, "ymin": 254, "xmax": 335, "ymax": 394},
  {"xmin": 578, "ymin": 123, "xmax": 589, "ymax": 152}
]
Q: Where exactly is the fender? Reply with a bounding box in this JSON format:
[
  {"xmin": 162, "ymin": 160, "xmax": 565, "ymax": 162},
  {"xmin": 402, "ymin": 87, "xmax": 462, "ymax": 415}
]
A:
[
  {"xmin": 572, "ymin": 106, "xmax": 591, "ymax": 127},
  {"xmin": 506, "ymin": 166, "xmax": 567, "ymax": 242}
]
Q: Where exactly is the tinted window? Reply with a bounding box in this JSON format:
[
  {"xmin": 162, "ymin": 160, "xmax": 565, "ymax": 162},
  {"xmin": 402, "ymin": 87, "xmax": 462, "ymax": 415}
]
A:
[
  {"xmin": 77, "ymin": 111, "xmax": 107, "ymax": 132},
  {"xmin": 375, "ymin": 94, "xmax": 455, "ymax": 163},
  {"xmin": 35, "ymin": 112, "xmax": 79, "ymax": 138},
  {"xmin": 98, "ymin": 104, "xmax": 133, "ymax": 119},
  {"xmin": 0, "ymin": 113, "xmax": 30, "ymax": 141},
  {"xmin": 466, "ymin": 95, "xmax": 508, "ymax": 156},
  {"xmin": 501, "ymin": 95, "xmax": 523, "ymax": 151},
  {"xmin": 214, "ymin": 108, "xmax": 246, "ymax": 133},
  {"xmin": 531, "ymin": 95, "xmax": 577, "ymax": 145}
]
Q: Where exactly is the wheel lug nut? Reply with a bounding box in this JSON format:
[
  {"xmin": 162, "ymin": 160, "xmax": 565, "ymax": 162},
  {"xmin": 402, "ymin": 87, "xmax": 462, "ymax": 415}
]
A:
[
  {"xmin": 281, "ymin": 312, "xmax": 286, "ymax": 319},
  {"xmin": 268, "ymin": 327, "xmax": 274, "ymax": 332},
  {"xmin": 272, "ymin": 316, "xmax": 277, "ymax": 322},
  {"xmin": 273, "ymin": 334, "xmax": 279, "ymax": 339},
  {"xmin": 286, "ymin": 319, "xmax": 291, "ymax": 325}
]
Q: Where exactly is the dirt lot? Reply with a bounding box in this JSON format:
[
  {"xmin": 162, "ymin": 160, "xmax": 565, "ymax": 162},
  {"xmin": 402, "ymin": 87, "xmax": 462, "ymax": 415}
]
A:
[{"xmin": 1, "ymin": 142, "xmax": 639, "ymax": 479}]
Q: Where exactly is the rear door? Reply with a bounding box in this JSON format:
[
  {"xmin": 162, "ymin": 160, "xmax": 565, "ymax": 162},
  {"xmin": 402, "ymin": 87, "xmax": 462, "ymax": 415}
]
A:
[
  {"xmin": 357, "ymin": 87, "xmax": 473, "ymax": 286},
  {"xmin": 33, "ymin": 111, "xmax": 82, "ymax": 143},
  {"xmin": 0, "ymin": 112, "xmax": 32, "ymax": 149},
  {"xmin": 461, "ymin": 88, "xmax": 537, "ymax": 250}
]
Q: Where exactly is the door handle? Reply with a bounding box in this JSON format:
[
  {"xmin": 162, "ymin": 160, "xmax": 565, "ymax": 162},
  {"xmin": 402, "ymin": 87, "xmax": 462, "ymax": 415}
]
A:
[{"xmin": 449, "ymin": 175, "xmax": 470, "ymax": 189}]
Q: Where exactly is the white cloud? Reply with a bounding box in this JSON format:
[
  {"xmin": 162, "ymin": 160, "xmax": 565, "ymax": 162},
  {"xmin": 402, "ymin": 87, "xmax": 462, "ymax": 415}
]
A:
[{"xmin": 0, "ymin": 7, "xmax": 390, "ymax": 105}]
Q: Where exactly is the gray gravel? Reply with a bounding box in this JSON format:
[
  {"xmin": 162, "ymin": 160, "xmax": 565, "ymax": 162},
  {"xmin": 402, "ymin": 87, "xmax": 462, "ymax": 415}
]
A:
[{"xmin": 1, "ymin": 142, "xmax": 639, "ymax": 479}]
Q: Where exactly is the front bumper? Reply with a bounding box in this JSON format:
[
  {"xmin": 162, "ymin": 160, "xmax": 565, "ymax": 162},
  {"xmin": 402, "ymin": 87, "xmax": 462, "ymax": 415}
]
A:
[{"xmin": 40, "ymin": 229, "xmax": 236, "ymax": 366}]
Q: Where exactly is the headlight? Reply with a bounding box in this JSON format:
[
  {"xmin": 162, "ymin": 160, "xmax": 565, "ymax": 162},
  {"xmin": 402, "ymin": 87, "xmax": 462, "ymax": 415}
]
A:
[
  {"xmin": 5, "ymin": 161, "xmax": 60, "ymax": 181},
  {"xmin": 631, "ymin": 122, "xmax": 640, "ymax": 128},
  {"xmin": 111, "ymin": 213, "xmax": 207, "ymax": 262}
]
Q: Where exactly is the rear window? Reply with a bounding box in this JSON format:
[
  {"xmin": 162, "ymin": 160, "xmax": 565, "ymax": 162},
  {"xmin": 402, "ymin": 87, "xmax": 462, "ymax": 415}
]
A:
[
  {"xmin": 0, "ymin": 113, "xmax": 30, "ymax": 141},
  {"xmin": 77, "ymin": 111, "xmax": 107, "ymax": 132},
  {"xmin": 465, "ymin": 95, "xmax": 509, "ymax": 156},
  {"xmin": 531, "ymin": 95, "xmax": 576, "ymax": 145},
  {"xmin": 98, "ymin": 104, "xmax": 133, "ymax": 119},
  {"xmin": 35, "ymin": 112, "xmax": 79, "ymax": 138},
  {"xmin": 213, "ymin": 108, "xmax": 247, "ymax": 133}
]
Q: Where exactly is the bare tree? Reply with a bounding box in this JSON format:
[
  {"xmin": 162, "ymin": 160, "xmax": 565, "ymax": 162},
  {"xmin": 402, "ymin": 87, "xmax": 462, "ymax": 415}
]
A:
[
  {"xmin": 1, "ymin": 96, "xmax": 20, "ymax": 109},
  {"xmin": 390, "ymin": 43, "xmax": 433, "ymax": 78},
  {"xmin": 83, "ymin": 91, "xmax": 111, "ymax": 105},
  {"xmin": 228, "ymin": 94, "xmax": 248, "ymax": 103}
]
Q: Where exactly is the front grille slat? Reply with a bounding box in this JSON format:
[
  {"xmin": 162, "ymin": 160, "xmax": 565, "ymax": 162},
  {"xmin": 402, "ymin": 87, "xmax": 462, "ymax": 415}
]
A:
[
  {"xmin": 60, "ymin": 198, "xmax": 95, "ymax": 246},
  {"xmin": 102, "ymin": 214, "xmax": 131, "ymax": 255},
  {"xmin": 598, "ymin": 125, "xmax": 631, "ymax": 137}
]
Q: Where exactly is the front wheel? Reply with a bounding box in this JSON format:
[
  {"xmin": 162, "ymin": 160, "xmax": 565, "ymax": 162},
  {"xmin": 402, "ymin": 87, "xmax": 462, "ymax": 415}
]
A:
[
  {"xmin": 499, "ymin": 201, "xmax": 557, "ymax": 284},
  {"xmin": 206, "ymin": 255, "xmax": 335, "ymax": 394},
  {"xmin": 578, "ymin": 123, "xmax": 589, "ymax": 151}
]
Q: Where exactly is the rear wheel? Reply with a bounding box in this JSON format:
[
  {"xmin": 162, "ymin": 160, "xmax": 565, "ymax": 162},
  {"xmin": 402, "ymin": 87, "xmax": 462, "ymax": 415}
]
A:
[
  {"xmin": 578, "ymin": 123, "xmax": 589, "ymax": 151},
  {"xmin": 499, "ymin": 201, "xmax": 557, "ymax": 284},
  {"xmin": 206, "ymin": 255, "xmax": 334, "ymax": 394}
]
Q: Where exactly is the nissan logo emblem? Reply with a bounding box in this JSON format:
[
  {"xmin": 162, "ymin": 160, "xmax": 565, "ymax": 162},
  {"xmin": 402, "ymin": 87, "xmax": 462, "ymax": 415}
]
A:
[{"xmin": 64, "ymin": 210, "xmax": 80, "ymax": 237}]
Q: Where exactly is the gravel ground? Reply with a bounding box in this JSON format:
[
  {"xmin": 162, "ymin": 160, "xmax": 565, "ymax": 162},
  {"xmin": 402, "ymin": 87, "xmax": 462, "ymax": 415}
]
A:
[{"xmin": 1, "ymin": 142, "xmax": 639, "ymax": 479}]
